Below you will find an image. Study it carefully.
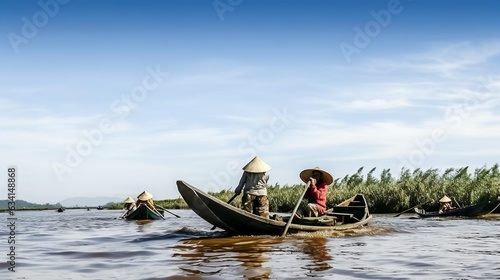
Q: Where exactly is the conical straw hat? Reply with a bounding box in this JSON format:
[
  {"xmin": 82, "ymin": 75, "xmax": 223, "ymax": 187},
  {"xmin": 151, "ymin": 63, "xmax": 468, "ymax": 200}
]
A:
[
  {"xmin": 137, "ymin": 191, "xmax": 153, "ymax": 201},
  {"xmin": 439, "ymin": 195, "xmax": 451, "ymax": 203},
  {"xmin": 242, "ymin": 156, "xmax": 271, "ymax": 173},
  {"xmin": 124, "ymin": 196, "xmax": 135, "ymax": 203},
  {"xmin": 299, "ymin": 167, "xmax": 334, "ymax": 185}
]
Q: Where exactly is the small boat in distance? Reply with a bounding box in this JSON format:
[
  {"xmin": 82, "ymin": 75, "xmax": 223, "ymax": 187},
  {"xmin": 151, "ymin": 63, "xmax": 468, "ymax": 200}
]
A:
[
  {"xmin": 57, "ymin": 207, "xmax": 65, "ymax": 212},
  {"xmin": 97, "ymin": 205, "xmax": 104, "ymax": 210},
  {"xmin": 121, "ymin": 192, "xmax": 165, "ymax": 220},
  {"xmin": 414, "ymin": 198, "xmax": 500, "ymax": 218},
  {"xmin": 123, "ymin": 204, "xmax": 164, "ymax": 220},
  {"xmin": 176, "ymin": 180, "xmax": 372, "ymax": 236}
]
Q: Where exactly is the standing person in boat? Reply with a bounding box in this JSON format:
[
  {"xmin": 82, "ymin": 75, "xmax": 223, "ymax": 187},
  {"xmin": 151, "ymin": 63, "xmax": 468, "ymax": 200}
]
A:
[
  {"xmin": 296, "ymin": 167, "xmax": 333, "ymax": 218},
  {"xmin": 136, "ymin": 191, "xmax": 157, "ymax": 210},
  {"xmin": 438, "ymin": 195, "xmax": 453, "ymax": 213},
  {"xmin": 234, "ymin": 156, "xmax": 272, "ymax": 219}
]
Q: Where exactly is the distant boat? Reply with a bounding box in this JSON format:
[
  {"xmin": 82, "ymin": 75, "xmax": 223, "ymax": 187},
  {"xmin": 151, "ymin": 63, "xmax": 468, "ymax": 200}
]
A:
[
  {"xmin": 97, "ymin": 206, "xmax": 104, "ymax": 210},
  {"xmin": 123, "ymin": 204, "xmax": 164, "ymax": 220},
  {"xmin": 57, "ymin": 207, "xmax": 65, "ymax": 212},
  {"xmin": 414, "ymin": 198, "xmax": 500, "ymax": 218}
]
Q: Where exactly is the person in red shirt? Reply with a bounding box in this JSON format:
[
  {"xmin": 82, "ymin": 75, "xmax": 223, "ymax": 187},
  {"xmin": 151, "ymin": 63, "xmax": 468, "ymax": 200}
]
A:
[{"xmin": 297, "ymin": 167, "xmax": 333, "ymax": 218}]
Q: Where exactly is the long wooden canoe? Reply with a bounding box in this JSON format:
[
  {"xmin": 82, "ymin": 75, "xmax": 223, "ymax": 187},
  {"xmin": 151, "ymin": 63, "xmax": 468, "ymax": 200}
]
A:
[
  {"xmin": 123, "ymin": 203, "xmax": 165, "ymax": 220},
  {"xmin": 414, "ymin": 198, "xmax": 500, "ymax": 218},
  {"xmin": 176, "ymin": 180, "xmax": 372, "ymax": 236}
]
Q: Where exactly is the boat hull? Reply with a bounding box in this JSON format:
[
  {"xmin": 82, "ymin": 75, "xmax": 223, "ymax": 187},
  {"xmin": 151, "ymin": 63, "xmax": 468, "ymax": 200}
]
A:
[
  {"xmin": 176, "ymin": 180, "xmax": 372, "ymax": 235},
  {"xmin": 124, "ymin": 204, "xmax": 164, "ymax": 220},
  {"xmin": 414, "ymin": 199, "xmax": 500, "ymax": 218}
]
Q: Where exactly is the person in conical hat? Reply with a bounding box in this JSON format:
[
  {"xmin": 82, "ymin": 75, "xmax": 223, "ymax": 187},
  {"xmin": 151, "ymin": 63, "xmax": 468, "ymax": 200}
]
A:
[
  {"xmin": 136, "ymin": 191, "xmax": 156, "ymax": 210},
  {"xmin": 123, "ymin": 196, "xmax": 135, "ymax": 209},
  {"xmin": 242, "ymin": 156, "xmax": 272, "ymax": 173},
  {"xmin": 439, "ymin": 195, "xmax": 451, "ymax": 203},
  {"xmin": 137, "ymin": 191, "xmax": 153, "ymax": 201},
  {"xmin": 234, "ymin": 156, "xmax": 271, "ymax": 219},
  {"xmin": 121, "ymin": 197, "xmax": 137, "ymax": 218},
  {"xmin": 438, "ymin": 195, "xmax": 453, "ymax": 213},
  {"xmin": 296, "ymin": 167, "xmax": 334, "ymax": 218}
]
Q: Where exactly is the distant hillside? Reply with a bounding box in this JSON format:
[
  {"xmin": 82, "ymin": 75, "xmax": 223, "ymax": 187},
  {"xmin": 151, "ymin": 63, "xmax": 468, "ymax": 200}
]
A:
[
  {"xmin": 0, "ymin": 200, "xmax": 62, "ymax": 210},
  {"xmin": 59, "ymin": 196, "xmax": 123, "ymax": 207}
]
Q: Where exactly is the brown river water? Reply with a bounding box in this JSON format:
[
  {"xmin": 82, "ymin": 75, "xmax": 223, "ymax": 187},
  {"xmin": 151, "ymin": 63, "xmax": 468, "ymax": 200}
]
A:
[{"xmin": 1, "ymin": 209, "xmax": 499, "ymax": 279}]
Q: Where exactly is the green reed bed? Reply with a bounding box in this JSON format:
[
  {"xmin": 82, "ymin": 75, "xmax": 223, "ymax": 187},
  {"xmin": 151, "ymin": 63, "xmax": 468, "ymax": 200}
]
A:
[
  {"xmin": 330, "ymin": 165, "xmax": 500, "ymax": 213},
  {"xmin": 250, "ymin": 165, "xmax": 498, "ymax": 213},
  {"xmin": 110, "ymin": 165, "xmax": 500, "ymax": 213}
]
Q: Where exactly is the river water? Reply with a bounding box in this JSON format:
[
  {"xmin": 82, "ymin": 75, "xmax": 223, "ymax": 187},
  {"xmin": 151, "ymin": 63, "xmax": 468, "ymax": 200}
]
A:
[{"xmin": 1, "ymin": 209, "xmax": 499, "ymax": 280}]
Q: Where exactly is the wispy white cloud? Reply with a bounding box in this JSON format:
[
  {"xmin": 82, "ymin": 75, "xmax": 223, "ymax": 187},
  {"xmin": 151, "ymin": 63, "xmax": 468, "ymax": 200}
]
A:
[
  {"xmin": 361, "ymin": 41, "xmax": 500, "ymax": 77},
  {"xmin": 347, "ymin": 99, "xmax": 409, "ymax": 110}
]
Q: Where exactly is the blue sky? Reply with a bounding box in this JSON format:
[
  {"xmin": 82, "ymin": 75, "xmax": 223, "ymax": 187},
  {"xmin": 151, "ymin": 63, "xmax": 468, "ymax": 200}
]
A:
[{"xmin": 1, "ymin": 0, "xmax": 500, "ymax": 204}]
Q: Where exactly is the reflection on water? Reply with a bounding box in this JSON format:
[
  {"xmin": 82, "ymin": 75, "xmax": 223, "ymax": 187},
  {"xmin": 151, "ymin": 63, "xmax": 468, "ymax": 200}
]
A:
[
  {"xmin": 174, "ymin": 236, "xmax": 282, "ymax": 279},
  {"xmin": 172, "ymin": 230, "xmax": 386, "ymax": 279},
  {"xmin": 299, "ymin": 237, "xmax": 332, "ymax": 273}
]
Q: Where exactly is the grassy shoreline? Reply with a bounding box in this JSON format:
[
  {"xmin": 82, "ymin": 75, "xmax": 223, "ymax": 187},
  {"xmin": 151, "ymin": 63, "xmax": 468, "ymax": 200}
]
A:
[{"xmin": 108, "ymin": 165, "xmax": 500, "ymax": 213}]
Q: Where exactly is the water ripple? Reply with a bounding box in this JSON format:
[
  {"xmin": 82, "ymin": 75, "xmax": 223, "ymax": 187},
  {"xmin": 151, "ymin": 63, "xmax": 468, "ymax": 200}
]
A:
[{"xmin": 6, "ymin": 209, "xmax": 500, "ymax": 279}]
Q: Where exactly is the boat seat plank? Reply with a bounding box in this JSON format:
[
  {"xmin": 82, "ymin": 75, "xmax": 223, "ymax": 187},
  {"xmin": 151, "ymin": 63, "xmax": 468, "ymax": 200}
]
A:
[
  {"xmin": 333, "ymin": 206, "xmax": 366, "ymax": 210},
  {"xmin": 348, "ymin": 201, "xmax": 363, "ymax": 205},
  {"xmin": 326, "ymin": 212, "xmax": 354, "ymax": 218}
]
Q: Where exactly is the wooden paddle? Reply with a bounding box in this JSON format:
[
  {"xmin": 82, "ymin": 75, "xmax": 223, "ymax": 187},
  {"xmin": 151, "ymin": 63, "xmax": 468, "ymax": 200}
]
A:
[
  {"xmin": 281, "ymin": 181, "xmax": 310, "ymax": 237},
  {"xmin": 210, "ymin": 193, "xmax": 239, "ymax": 230},
  {"xmin": 452, "ymin": 197, "xmax": 462, "ymax": 208},
  {"xmin": 155, "ymin": 205, "xmax": 180, "ymax": 218},
  {"xmin": 119, "ymin": 210, "xmax": 128, "ymax": 219},
  {"xmin": 394, "ymin": 200, "xmax": 430, "ymax": 217}
]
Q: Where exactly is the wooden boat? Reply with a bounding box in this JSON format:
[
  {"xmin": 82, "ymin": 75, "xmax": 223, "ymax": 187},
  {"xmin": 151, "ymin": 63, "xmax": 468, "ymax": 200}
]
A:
[
  {"xmin": 123, "ymin": 203, "xmax": 165, "ymax": 220},
  {"xmin": 414, "ymin": 198, "xmax": 500, "ymax": 218},
  {"xmin": 176, "ymin": 180, "xmax": 372, "ymax": 236}
]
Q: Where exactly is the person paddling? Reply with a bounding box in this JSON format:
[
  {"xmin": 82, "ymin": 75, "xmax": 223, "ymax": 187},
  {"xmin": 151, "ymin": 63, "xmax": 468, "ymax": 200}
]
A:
[
  {"xmin": 296, "ymin": 167, "xmax": 333, "ymax": 218},
  {"xmin": 123, "ymin": 196, "xmax": 136, "ymax": 212},
  {"xmin": 136, "ymin": 191, "xmax": 157, "ymax": 211},
  {"xmin": 438, "ymin": 195, "xmax": 454, "ymax": 213}
]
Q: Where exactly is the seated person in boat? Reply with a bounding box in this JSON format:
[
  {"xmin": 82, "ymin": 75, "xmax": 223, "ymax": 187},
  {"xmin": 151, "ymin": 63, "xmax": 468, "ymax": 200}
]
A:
[
  {"xmin": 123, "ymin": 196, "xmax": 137, "ymax": 213},
  {"xmin": 438, "ymin": 195, "xmax": 453, "ymax": 213},
  {"xmin": 136, "ymin": 191, "xmax": 156, "ymax": 210},
  {"xmin": 234, "ymin": 156, "xmax": 271, "ymax": 219},
  {"xmin": 296, "ymin": 167, "xmax": 333, "ymax": 218}
]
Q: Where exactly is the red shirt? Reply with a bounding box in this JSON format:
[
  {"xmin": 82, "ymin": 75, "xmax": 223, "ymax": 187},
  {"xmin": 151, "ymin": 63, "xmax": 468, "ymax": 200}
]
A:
[{"xmin": 305, "ymin": 181, "xmax": 328, "ymax": 214}]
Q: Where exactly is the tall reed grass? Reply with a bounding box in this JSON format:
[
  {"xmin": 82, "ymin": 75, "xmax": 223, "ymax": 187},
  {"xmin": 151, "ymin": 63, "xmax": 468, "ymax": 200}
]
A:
[{"xmin": 111, "ymin": 165, "xmax": 500, "ymax": 213}]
